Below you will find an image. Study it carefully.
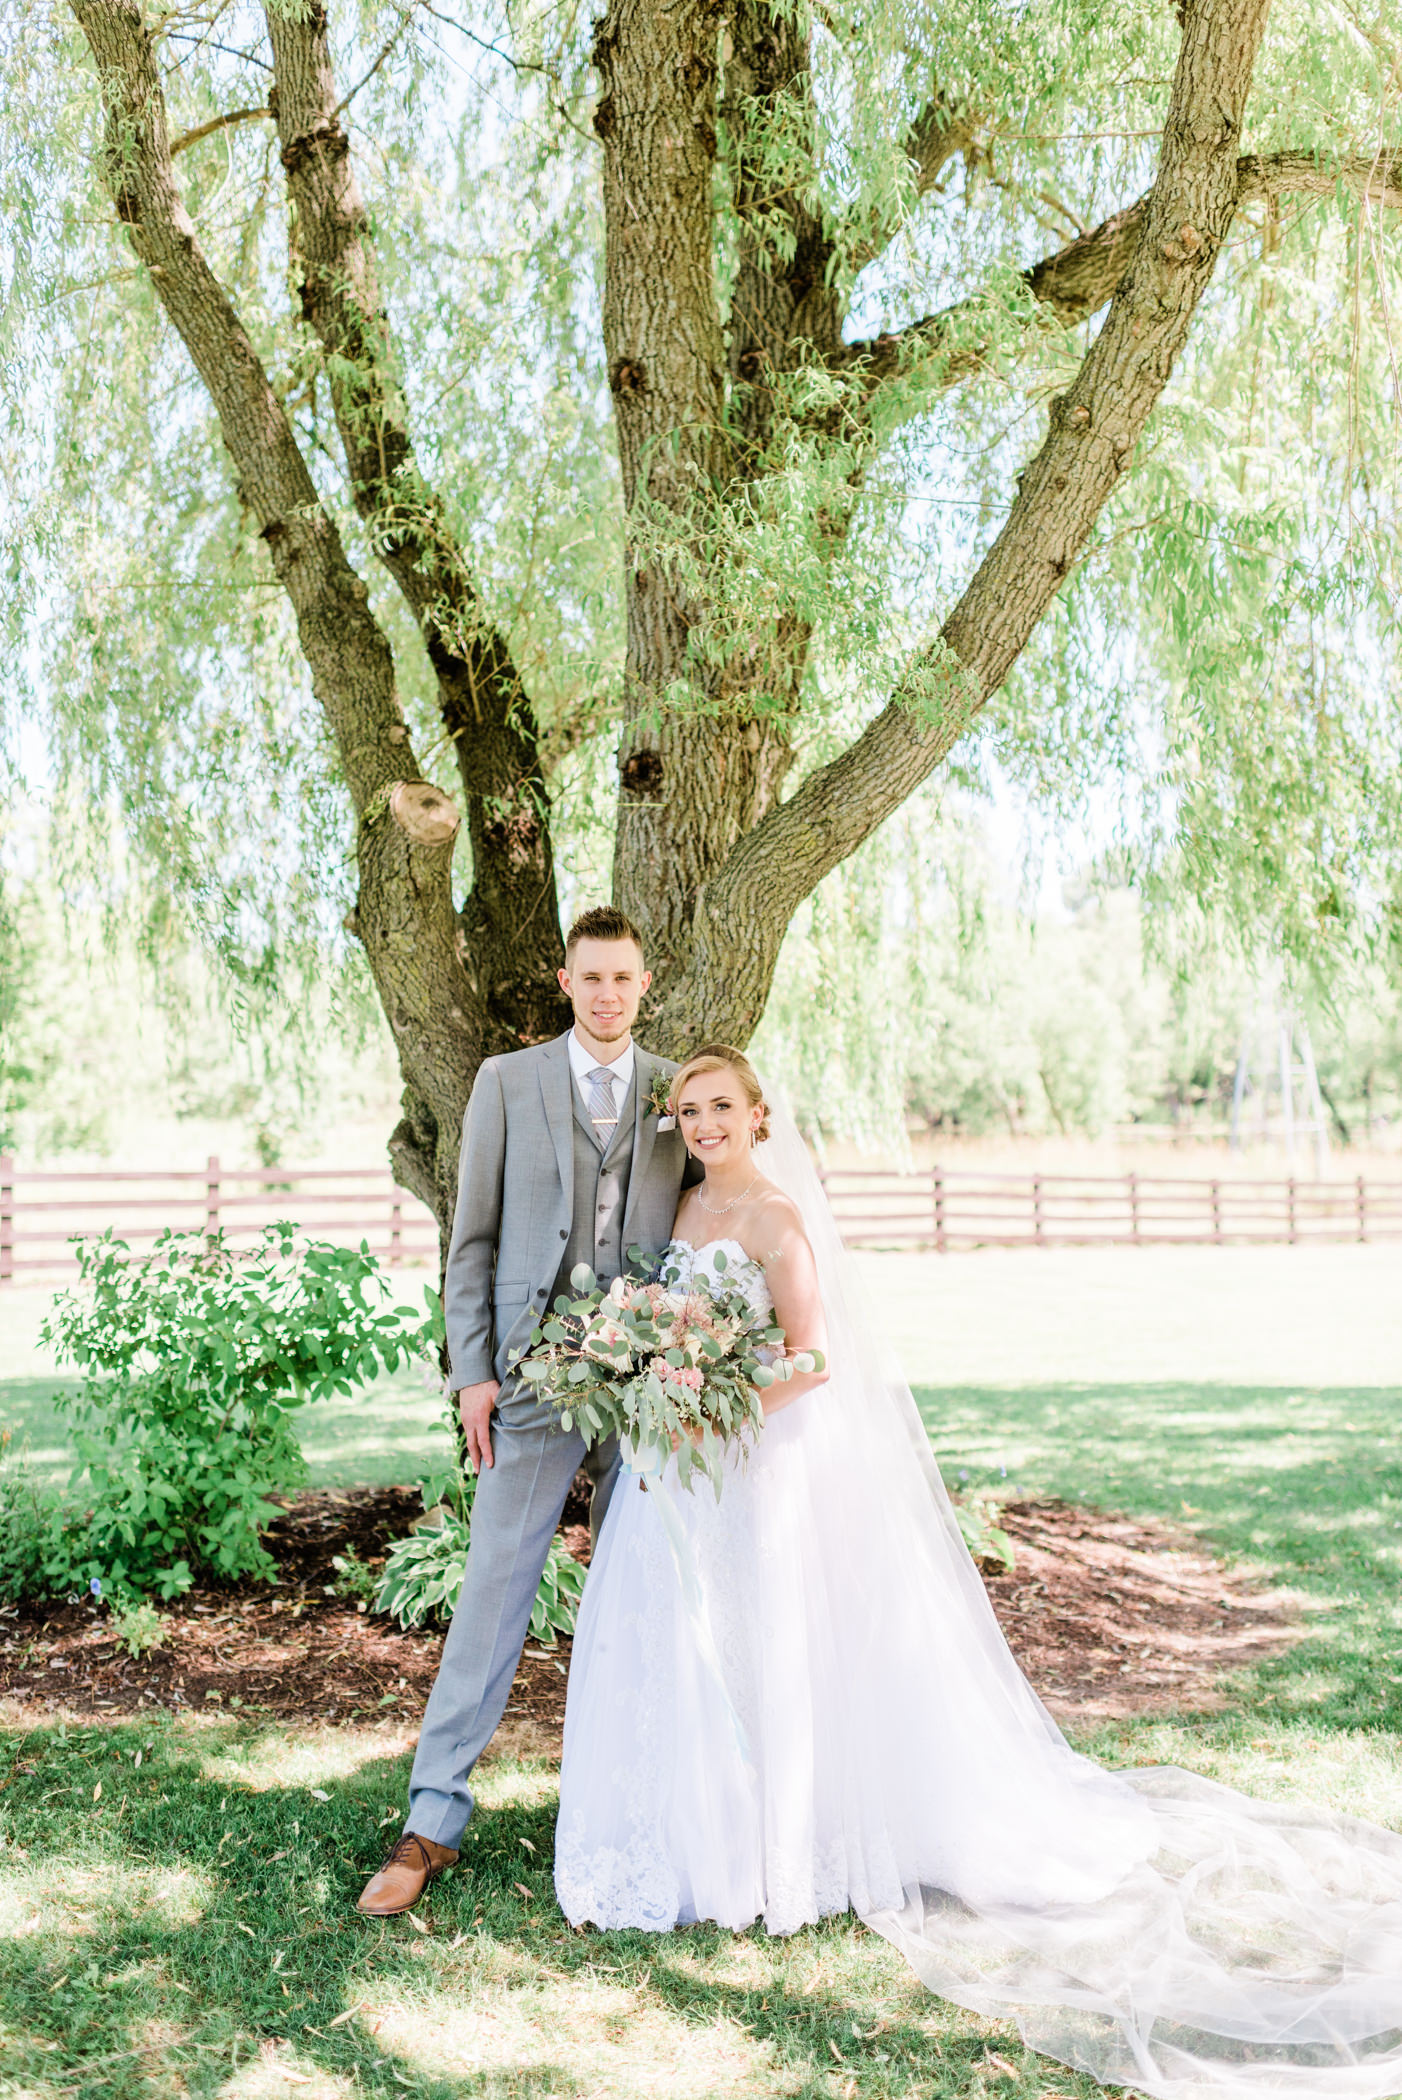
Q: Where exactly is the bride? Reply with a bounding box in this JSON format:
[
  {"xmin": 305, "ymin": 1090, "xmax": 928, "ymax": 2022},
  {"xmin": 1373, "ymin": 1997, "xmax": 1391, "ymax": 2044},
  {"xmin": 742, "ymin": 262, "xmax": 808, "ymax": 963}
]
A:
[{"xmin": 555, "ymin": 1045, "xmax": 1402, "ymax": 2100}]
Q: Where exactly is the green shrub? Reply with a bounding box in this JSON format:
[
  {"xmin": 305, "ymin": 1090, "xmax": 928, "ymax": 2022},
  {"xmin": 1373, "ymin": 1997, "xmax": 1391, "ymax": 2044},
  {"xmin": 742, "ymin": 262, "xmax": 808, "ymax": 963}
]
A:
[
  {"xmin": 328, "ymin": 1551, "xmax": 382, "ymax": 1604},
  {"xmin": 108, "ymin": 1598, "xmax": 164, "ymax": 1657},
  {"xmin": 374, "ymin": 1466, "xmax": 586, "ymax": 1645},
  {"xmin": 0, "ymin": 1428, "xmax": 98, "ymax": 1603},
  {"xmin": 0, "ymin": 1430, "xmax": 54, "ymax": 1599},
  {"xmin": 39, "ymin": 1226, "xmax": 436, "ymax": 1597}
]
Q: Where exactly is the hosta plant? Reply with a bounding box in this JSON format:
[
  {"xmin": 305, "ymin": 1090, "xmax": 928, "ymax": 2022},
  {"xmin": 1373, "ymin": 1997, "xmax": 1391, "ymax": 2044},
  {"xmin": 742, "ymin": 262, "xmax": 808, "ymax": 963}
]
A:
[
  {"xmin": 951, "ymin": 1489, "xmax": 1016, "ymax": 1574},
  {"xmin": 374, "ymin": 1465, "xmax": 586, "ymax": 1646}
]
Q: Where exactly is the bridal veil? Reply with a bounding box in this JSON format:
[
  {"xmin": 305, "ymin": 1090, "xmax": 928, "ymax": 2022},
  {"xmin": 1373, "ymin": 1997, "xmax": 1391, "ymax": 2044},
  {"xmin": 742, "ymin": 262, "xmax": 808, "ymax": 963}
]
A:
[{"xmin": 753, "ymin": 1096, "xmax": 1402, "ymax": 2100}]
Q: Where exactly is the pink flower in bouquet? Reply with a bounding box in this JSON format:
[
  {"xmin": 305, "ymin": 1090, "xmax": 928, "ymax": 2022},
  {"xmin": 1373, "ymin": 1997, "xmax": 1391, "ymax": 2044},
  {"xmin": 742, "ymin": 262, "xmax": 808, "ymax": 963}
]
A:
[{"xmin": 650, "ymin": 1356, "xmax": 704, "ymax": 1392}]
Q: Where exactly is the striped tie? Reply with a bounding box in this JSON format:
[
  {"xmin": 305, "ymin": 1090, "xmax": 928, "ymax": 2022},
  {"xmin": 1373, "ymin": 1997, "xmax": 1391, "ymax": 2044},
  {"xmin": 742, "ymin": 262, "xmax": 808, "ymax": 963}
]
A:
[{"xmin": 588, "ymin": 1065, "xmax": 619, "ymax": 1141}]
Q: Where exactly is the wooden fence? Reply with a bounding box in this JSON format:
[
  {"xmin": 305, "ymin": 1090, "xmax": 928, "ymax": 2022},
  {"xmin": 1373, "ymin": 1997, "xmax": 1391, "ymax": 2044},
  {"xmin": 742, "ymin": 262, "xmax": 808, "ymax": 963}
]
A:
[
  {"xmin": 2, "ymin": 1155, "xmax": 1400, "ymax": 1282},
  {"xmin": 0, "ymin": 1157, "xmax": 439, "ymax": 1283},
  {"xmin": 817, "ymin": 1165, "xmax": 1402, "ymax": 1250}
]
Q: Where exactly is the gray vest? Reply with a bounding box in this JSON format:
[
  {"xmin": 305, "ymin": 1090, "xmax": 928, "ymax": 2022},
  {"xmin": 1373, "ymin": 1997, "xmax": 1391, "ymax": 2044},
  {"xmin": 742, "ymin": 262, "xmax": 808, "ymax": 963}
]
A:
[{"xmin": 551, "ymin": 1071, "xmax": 637, "ymax": 1302}]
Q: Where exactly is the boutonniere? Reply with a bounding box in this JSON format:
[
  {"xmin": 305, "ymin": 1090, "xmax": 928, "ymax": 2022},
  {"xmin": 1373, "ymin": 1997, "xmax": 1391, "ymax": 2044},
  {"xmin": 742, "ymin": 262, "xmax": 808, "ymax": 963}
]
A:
[{"xmin": 645, "ymin": 1069, "xmax": 676, "ymax": 1130}]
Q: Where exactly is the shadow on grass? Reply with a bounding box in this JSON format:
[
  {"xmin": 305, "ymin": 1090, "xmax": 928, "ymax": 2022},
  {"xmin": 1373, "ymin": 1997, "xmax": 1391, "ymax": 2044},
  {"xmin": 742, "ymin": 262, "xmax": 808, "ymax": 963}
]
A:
[
  {"xmin": 0, "ymin": 1720, "xmax": 1037, "ymax": 2100},
  {"xmin": 919, "ymin": 1380, "xmax": 1402, "ymax": 1733}
]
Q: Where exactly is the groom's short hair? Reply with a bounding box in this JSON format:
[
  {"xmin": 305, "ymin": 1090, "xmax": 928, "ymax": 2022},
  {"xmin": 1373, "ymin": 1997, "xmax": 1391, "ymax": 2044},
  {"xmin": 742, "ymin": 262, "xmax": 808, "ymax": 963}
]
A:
[{"xmin": 565, "ymin": 905, "xmax": 646, "ymax": 963}]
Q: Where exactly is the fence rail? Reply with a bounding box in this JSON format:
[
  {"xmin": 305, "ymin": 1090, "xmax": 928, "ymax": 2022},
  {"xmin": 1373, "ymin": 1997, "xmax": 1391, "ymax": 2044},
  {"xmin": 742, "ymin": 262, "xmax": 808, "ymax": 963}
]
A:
[
  {"xmin": 0, "ymin": 1156, "xmax": 438, "ymax": 1282},
  {"xmin": 2, "ymin": 1155, "xmax": 1400, "ymax": 1282},
  {"xmin": 816, "ymin": 1165, "xmax": 1402, "ymax": 1249}
]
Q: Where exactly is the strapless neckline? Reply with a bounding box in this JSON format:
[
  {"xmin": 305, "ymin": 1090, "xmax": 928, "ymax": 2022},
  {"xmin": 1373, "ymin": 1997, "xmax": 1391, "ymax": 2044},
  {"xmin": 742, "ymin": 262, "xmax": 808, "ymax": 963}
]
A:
[
  {"xmin": 661, "ymin": 1236, "xmax": 772, "ymax": 1317},
  {"xmin": 667, "ymin": 1235, "xmax": 750, "ymax": 1262}
]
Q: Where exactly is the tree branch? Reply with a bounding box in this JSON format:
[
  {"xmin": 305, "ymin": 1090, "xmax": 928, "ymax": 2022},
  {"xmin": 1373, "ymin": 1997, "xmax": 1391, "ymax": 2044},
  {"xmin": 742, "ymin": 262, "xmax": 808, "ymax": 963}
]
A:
[
  {"xmin": 68, "ymin": 0, "xmax": 482, "ymax": 1201},
  {"xmin": 1237, "ymin": 146, "xmax": 1402, "ymax": 212},
  {"xmin": 169, "ymin": 105, "xmax": 270, "ymax": 157},
  {"xmin": 666, "ymin": 0, "xmax": 1277, "ymax": 1045},
  {"xmin": 70, "ymin": 0, "xmax": 410, "ymax": 820},
  {"xmin": 723, "ymin": 7, "xmax": 978, "ymax": 386},
  {"xmin": 846, "ymin": 147, "xmax": 1402, "ymax": 392},
  {"xmin": 262, "ymin": 0, "xmax": 568, "ymax": 1045},
  {"xmin": 843, "ymin": 93, "xmax": 981, "ymax": 273}
]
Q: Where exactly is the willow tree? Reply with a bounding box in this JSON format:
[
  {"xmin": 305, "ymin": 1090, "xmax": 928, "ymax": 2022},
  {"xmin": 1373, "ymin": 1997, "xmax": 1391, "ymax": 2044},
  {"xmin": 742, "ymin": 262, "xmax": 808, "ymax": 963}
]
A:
[{"xmin": 6, "ymin": 0, "xmax": 1400, "ymax": 1222}]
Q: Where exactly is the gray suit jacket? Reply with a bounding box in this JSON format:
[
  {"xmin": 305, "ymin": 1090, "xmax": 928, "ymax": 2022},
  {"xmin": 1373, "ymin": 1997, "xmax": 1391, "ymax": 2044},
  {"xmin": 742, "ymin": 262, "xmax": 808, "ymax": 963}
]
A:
[{"xmin": 444, "ymin": 1032, "xmax": 694, "ymax": 1388}]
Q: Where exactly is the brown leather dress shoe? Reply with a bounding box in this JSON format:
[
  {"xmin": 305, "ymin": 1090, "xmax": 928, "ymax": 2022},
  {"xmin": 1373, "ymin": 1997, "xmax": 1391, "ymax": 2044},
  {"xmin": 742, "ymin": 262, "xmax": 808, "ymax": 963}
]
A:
[{"xmin": 356, "ymin": 1830, "xmax": 460, "ymax": 1916}]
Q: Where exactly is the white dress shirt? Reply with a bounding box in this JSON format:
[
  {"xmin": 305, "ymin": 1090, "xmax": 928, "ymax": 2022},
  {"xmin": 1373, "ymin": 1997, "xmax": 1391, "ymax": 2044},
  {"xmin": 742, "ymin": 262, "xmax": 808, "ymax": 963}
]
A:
[{"xmin": 567, "ymin": 1029, "xmax": 635, "ymax": 1118}]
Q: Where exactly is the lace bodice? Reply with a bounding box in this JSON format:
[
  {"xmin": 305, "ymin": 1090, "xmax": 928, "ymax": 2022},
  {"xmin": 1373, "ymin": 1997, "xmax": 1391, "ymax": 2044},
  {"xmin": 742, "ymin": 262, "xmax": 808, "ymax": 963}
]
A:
[{"xmin": 660, "ymin": 1236, "xmax": 773, "ymax": 1320}]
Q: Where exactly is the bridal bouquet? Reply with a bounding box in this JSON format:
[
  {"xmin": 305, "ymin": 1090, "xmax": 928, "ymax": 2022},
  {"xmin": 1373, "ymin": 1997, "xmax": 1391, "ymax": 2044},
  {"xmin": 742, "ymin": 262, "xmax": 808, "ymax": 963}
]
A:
[{"xmin": 512, "ymin": 1253, "xmax": 821, "ymax": 1493}]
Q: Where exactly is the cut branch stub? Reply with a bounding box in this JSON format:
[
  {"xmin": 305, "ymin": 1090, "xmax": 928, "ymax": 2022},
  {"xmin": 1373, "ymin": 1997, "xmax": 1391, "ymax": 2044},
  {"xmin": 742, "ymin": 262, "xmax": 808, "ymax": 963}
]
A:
[{"xmin": 389, "ymin": 779, "xmax": 461, "ymax": 847}]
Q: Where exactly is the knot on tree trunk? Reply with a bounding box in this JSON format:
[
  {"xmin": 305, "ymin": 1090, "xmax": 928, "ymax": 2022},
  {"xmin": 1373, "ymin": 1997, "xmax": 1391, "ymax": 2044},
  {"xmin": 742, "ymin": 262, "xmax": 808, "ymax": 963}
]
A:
[
  {"xmin": 620, "ymin": 749, "xmax": 665, "ymax": 796},
  {"xmin": 280, "ymin": 114, "xmax": 349, "ymax": 178},
  {"xmin": 610, "ymin": 358, "xmax": 648, "ymax": 395}
]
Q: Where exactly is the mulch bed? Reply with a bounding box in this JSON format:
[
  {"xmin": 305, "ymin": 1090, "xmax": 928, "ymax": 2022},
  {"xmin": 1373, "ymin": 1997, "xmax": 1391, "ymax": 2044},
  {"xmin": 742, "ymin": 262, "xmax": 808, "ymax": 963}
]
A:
[
  {"xmin": 984, "ymin": 1499, "xmax": 1299, "ymax": 1720},
  {"xmin": 0, "ymin": 1485, "xmax": 1298, "ymax": 1742}
]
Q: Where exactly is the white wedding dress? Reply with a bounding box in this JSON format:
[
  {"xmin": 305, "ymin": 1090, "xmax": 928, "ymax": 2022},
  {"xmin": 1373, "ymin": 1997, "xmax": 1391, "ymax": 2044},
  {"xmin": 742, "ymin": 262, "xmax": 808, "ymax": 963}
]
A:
[{"xmin": 554, "ymin": 1115, "xmax": 1402, "ymax": 2100}]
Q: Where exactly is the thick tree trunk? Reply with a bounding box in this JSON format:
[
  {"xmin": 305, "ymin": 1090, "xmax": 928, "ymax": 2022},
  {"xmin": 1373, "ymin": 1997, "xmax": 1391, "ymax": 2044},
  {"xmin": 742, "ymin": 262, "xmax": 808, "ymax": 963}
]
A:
[
  {"xmin": 594, "ymin": 0, "xmax": 800, "ymax": 980},
  {"xmin": 602, "ymin": 1, "xmax": 976, "ymax": 1023}
]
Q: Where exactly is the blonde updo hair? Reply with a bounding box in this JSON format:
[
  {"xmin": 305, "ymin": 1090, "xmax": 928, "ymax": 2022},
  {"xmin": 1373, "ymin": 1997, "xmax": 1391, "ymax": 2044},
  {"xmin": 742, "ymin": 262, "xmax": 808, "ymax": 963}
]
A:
[{"xmin": 670, "ymin": 1044, "xmax": 771, "ymax": 1145}]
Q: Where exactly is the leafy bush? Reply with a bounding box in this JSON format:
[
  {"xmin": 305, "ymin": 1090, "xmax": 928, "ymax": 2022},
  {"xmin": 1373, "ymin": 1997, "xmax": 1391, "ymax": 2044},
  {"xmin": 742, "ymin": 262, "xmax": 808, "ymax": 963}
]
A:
[
  {"xmin": 374, "ymin": 1466, "xmax": 586, "ymax": 1646},
  {"xmin": 39, "ymin": 1226, "xmax": 436, "ymax": 1597},
  {"xmin": 0, "ymin": 1429, "xmax": 58, "ymax": 1599}
]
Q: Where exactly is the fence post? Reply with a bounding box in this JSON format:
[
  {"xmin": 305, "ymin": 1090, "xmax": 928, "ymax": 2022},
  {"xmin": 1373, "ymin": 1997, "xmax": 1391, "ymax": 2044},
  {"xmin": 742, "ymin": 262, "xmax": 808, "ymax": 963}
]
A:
[
  {"xmin": 390, "ymin": 1191, "xmax": 403, "ymax": 1266},
  {"xmin": 0, "ymin": 1154, "xmax": 13, "ymax": 1285},
  {"xmin": 932, "ymin": 1167, "xmax": 946, "ymax": 1254},
  {"xmin": 1357, "ymin": 1174, "xmax": 1368, "ymax": 1243},
  {"xmin": 1127, "ymin": 1171, "xmax": 1140, "ymax": 1244},
  {"xmin": 1032, "ymin": 1175, "xmax": 1044, "ymax": 1246},
  {"xmin": 1211, "ymin": 1179, "xmax": 1223, "ymax": 1246},
  {"xmin": 1286, "ymin": 1175, "xmax": 1297, "ymax": 1245},
  {"xmin": 205, "ymin": 1154, "xmax": 221, "ymax": 1242}
]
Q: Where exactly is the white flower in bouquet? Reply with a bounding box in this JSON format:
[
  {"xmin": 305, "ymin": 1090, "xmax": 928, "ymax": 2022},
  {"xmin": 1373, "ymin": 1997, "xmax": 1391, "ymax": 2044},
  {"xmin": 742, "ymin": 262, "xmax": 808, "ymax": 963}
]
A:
[{"xmin": 580, "ymin": 1312, "xmax": 633, "ymax": 1369}]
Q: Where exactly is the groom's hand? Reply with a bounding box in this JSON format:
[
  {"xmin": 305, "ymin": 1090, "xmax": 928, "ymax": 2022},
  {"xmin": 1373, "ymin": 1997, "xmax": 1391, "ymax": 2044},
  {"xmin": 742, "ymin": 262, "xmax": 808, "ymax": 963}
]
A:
[{"xmin": 459, "ymin": 1380, "xmax": 500, "ymax": 1473}]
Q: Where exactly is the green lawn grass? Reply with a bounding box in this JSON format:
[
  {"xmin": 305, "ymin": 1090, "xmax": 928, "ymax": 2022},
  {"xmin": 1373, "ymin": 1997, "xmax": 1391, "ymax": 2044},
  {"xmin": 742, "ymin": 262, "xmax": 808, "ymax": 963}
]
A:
[
  {"xmin": 3, "ymin": 1376, "xmax": 1401, "ymax": 2097},
  {"xmin": 0, "ymin": 1362, "xmax": 456, "ymax": 1493}
]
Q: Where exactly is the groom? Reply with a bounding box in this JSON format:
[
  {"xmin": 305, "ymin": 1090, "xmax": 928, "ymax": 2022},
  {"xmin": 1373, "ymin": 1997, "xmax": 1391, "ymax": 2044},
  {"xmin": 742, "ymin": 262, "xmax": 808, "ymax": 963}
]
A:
[{"xmin": 356, "ymin": 905, "xmax": 695, "ymax": 1915}]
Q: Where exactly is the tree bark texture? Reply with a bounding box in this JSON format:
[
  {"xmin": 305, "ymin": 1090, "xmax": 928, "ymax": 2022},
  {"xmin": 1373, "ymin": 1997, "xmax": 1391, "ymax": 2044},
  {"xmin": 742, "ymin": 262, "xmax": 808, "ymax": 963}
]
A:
[
  {"xmin": 596, "ymin": 0, "xmax": 806, "ymax": 977},
  {"xmin": 263, "ymin": 2, "xmax": 568, "ymax": 1060}
]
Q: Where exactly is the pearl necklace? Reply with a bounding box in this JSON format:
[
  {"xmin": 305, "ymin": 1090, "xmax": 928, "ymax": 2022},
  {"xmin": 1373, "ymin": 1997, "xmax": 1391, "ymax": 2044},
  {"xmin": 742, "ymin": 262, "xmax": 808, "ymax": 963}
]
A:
[{"xmin": 696, "ymin": 1173, "xmax": 759, "ymax": 1216}]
